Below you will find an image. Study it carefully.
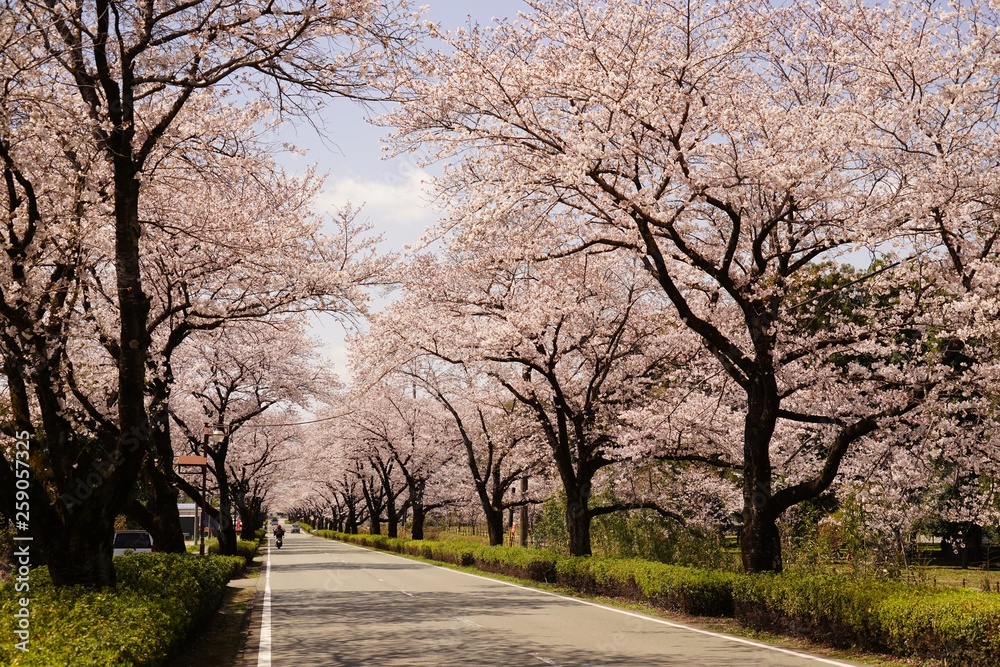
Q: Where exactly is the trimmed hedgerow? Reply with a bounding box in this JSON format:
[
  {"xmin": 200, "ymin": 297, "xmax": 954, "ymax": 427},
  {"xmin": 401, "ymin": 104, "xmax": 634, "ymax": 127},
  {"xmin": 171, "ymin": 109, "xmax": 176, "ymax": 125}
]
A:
[
  {"xmin": 312, "ymin": 529, "xmax": 340, "ymax": 542},
  {"xmin": 471, "ymin": 545, "xmax": 559, "ymax": 582},
  {"xmin": 116, "ymin": 552, "xmax": 245, "ymax": 622},
  {"xmin": 733, "ymin": 573, "xmax": 1000, "ymax": 667},
  {"xmin": 0, "ymin": 554, "xmax": 245, "ymax": 666},
  {"xmin": 422, "ymin": 540, "xmax": 475, "ymax": 567},
  {"xmin": 207, "ymin": 539, "xmax": 259, "ymax": 566},
  {"xmin": 313, "ymin": 530, "xmax": 1000, "ymax": 664},
  {"xmin": 555, "ymin": 556, "xmax": 736, "ymax": 616}
]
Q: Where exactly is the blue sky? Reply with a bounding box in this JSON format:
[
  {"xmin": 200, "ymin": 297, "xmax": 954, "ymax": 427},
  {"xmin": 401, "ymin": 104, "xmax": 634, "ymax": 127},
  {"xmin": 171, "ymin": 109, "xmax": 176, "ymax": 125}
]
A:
[{"xmin": 282, "ymin": 2, "xmax": 528, "ymax": 374}]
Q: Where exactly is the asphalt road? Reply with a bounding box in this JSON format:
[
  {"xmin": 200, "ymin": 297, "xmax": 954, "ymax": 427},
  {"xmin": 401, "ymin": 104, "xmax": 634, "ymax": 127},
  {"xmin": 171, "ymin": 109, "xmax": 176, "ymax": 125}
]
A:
[{"xmin": 254, "ymin": 531, "xmax": 864, "ymax": 667}]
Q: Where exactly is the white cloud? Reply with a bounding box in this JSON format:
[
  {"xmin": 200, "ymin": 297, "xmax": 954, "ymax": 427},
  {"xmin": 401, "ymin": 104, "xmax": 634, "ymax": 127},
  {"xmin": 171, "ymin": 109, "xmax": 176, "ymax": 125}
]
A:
[{"xmin": 317, "ymin": 166, "xmax": 441, "ymax": 231}]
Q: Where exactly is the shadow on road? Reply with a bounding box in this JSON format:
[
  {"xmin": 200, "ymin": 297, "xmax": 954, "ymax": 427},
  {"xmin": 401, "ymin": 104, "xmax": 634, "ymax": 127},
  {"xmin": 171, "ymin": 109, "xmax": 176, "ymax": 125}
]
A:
[
  {"xmin": 270, "ymin": 589, "xmax": 698, "ymax": 667},
  {"xmin": 260, "ymin": 537, "xmax": 804, "ymax": 667}
]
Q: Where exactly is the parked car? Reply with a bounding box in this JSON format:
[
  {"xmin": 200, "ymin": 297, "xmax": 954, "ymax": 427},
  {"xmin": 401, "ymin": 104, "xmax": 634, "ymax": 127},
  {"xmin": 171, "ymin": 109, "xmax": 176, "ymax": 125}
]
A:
[
  {"xmin": 290, "ymin": 524, "xmax": 301, "ymax": 533},
  {"xmin": 113, "ymin": 530, "xmax": 154, "ymax": 557}
]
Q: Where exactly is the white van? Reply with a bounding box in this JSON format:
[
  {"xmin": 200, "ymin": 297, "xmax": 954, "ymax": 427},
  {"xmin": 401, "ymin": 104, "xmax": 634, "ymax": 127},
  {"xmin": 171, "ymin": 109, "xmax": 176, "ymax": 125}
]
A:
[{"xmin": 112, "ymin": 530, "xmax": 154, "ymax": 556}]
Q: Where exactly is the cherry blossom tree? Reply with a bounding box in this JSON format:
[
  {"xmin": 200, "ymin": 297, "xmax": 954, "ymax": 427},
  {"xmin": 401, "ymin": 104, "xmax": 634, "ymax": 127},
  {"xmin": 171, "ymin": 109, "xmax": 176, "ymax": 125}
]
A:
[
  {"xmin": 228, "ymin": 424, "xmax": 296, "ymax": 540},
  {"xmin": 364, "ymin": 249, "xmax": 691, "ymax": 555},
  {"xmin": 353, "ymin": 329, "xmax": 551, "ymax": 545},
  {"xmin": 0, "ymin": 0, "xmax": 413, "ymax": 585},
  {"xmin": 289, "ymin": 426, "xmax": 371, "ymax": 533},
  {"xmin": 831, "ymin": 0, "xmax": 1000, "ymax": 545},
  {"xmin": 0, "ymin": 96, "xmax": 384, "ymax": 577},
  {"xmin": 335, "ymin": 383, "xmax": 459, "ymax": 538},
  {"xmin": 406, "ymin": 365, "xmax": 550, "ymax": 546},
  {"xmin": 169, "ymin": 321, "xmax": 332, "ymax": 554},
  {"xmin": 388, "ymin": 0, "xmax": 986, "ymax": 571},
  {"xmin": 130, "ymin": 153, "xmax": 384, "ymax": 553}
]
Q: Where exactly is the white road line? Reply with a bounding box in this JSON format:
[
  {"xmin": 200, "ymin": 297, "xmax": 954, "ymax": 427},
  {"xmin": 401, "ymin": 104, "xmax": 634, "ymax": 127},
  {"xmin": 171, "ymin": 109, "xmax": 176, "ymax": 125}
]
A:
[
  {"xmin": 257, "ymin": 542, "xmax": 272, "ymax": 667},
  {"xmin": 456, "ymin": 617, "xmax": 484, "ymax": 629},
  {"xmin": 333, "ymin": 539, "xmax": 861, "ymax": 667},
  {"xmin": 371, "ymin": 573, "xmax": 415, "ymax": 597},
  {"xmin": 530, "ymin": 653, "xmax": 561, "ymax": 666}
]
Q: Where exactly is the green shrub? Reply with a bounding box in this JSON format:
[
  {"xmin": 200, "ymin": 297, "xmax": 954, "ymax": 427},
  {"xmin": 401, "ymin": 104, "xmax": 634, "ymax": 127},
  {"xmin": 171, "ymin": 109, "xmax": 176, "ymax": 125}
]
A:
[
  {"xmin": 296, "ymin": 522, "xmax": 313, "ymax": 533},
  {"xmin": 418, "ymin": 539, "xmax": 476, "ymax": 566},
  {"xmin": 238, "ymin": 539, "xmax": 260, "ymax": 564},
  {"xmin": 733, "ymin": 572, "xmax": 1000, "ymax": 666},
  {"xmin": 554, "ymin": 556, "xmax": 735, "ymax": 615},
  {"xmin": 471, "ymin": 545, "xmax": 559, "ymax": 582},
  {"xmin": 208, "ymin": 539, "xmax": 258, "ymax": 565},
  {"xmin": 115, "ymin": 552, "xmax": 245, "ymax": 623},
  {"xmin": 0, "ymin": 554, "xmax": 244, "ymax": 666},
  {"xmin": 191, "ymin": 537, "xmax": 218, "ymax": 554},
  {"xmin": 873, "ymin": 588, "xmax": 1000, "ymax": 663}
]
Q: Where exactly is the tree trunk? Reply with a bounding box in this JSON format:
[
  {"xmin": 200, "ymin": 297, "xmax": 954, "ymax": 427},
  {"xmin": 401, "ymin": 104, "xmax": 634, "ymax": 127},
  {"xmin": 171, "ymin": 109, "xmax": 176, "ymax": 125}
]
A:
[
  {"xmin": 519, "ymin": 478, "xmax": 529, "ymax": 547},
  {"xmin": 217, "ymin": 491, "xmax": 238, "ymax": 555},
  {"xmin": 411, "ymin": 502, "xmax": 425, "ymax": 540},
  {"xmin": 134, "ymin": 392, "xmax": 185, "ymax": 553},
  {"xmin": 129, "ymin": 451, "xmax": 185, "ymax": 553},
  {"xmin": 112, "ymin": 157, "xmax": 154, "ymax": 514},
  {"xmin": 740, "ymin": 504, "xmax": 782, "ymax": 573},
  {"xmin": 346, "ymin": 504, "xmax": 358, "ymax": 534},
  {"xmin": 208, "ymin": 439, "xmax": 238, "ymax": 555},
  {"xmin": 386, "ymin": 500, "xmax": 398, "ymax": 539},
  {"xmin": 407, "ymin": 478, "xmax": 427, "ymax": 540},
  {"xmin": 740, "ymin": 375, "xmax": 782, "ymax": 573},
  {"xmin": 485, "ymin": 505, "xmax": 505, "ymax": 546},
  {"xmin": 473, "ymin": 469, "xmax": 505, "ymax": 546},
  {"xmin": 232, "ymin": 491, "xmax": 249, "ymax": 540},
  {"xmin": 143, "ymin": 477, "xmax": 185, "ymax": 553},
  {"xmin": 235, "ymin": 495, "xmax": 265, "ymax": 541},
  {"xmin": 384, "ymin": 482, "xmax": 399, "ymax": 538},
  {"xmin": 41, "ymin": 501, "xmax": 117, "ymax": 588},
  {"xmin": 565, "ymin": 485, "xmax": 592, "ymax": 557}
]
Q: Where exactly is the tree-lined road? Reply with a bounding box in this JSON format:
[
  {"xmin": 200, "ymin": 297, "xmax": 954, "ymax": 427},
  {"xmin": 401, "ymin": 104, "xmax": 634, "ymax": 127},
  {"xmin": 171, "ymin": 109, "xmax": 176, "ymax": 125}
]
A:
[{"xmin": 253, "ymin": 532, "xmax": 862, "ymax": 667}]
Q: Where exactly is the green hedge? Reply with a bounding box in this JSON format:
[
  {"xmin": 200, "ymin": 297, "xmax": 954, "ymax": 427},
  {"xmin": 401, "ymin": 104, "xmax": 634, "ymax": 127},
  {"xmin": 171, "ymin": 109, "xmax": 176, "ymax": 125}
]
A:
[
  {"xmin": 471, "ymin": 544, "xmax": 559, "ymax": 582},
  {"xmin": 313, "ymin": 531, "xmax": 479, "ymax": 567},
  {"xmin": 207, "ymin": 539, "xmax": 259, "ymax": 565},
  {"xmin": 405, "ymin": 539, "xmax": 476, "ymax": 566},
  {"xmin": 733, "ymin": 573, "xmax": 1000, "ymax": 666},
  {"xmin": 295, "ymin": 522, "xmax": 313, "ymax": 533},
  {"xmin": 0, "ymin": 553, "xmax": 245, "ymax": 666},
  {"xmin": 555, "ymin": 556, "xmax": 736, "ymax": 616},
  {"xmin": 312, "ymin": 530, "xmax": 1000, "ymax": 665}
]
